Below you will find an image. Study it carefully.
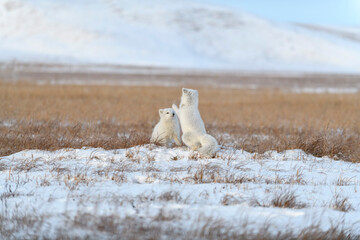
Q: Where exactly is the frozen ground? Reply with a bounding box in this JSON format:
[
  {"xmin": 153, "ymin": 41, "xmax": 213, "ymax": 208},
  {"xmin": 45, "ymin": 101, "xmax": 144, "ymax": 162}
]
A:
[
  {"xmin": 1, "ymin": 62, "xmax": 360, "ymax": 93},
  {"xmin": 1, "ymin": 0, "xmax": 360, "ymax": 72},
  {"xmin": 1, "ymin": 145, "xmax": 360, "ymax": 238}
]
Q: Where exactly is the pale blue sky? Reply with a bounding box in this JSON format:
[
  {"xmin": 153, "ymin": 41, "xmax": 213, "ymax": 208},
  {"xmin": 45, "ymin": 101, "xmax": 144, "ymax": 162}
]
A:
[{"xmin": 200, "ymin": 0, "xmax": 360, "ymax": 26}]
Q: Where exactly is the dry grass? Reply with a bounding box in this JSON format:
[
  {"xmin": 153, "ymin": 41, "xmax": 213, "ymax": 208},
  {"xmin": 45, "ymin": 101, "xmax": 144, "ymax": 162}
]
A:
[
  {"xmin": 270, "ymin": 190, "xmax": 307, "ymax": 209},
  {"xmin": 330, "ymin": 193, "xmax": 354, "ymax": 212},
  {"xmin": 0, "ymin": 209, "xmax": 355, "ymax": 240},
  {"xmin": 250, "ymin": 190, "xmax": 307, "ymax": 209},
  {"xmin": 0, "ymin": 81, "xmax": 359, "ymax": 161}
]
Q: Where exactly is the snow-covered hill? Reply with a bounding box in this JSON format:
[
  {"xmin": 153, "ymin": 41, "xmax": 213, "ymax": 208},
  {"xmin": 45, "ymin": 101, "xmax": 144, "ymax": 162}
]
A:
[{"xmin": 1, "ymin": 0, "xmax": 360, "ymax": 72}]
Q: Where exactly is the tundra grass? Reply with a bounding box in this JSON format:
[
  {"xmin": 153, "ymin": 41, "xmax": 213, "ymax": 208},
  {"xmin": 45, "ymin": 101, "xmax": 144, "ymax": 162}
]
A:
[{"xmin": 0, "ymin": 81, "xmax": 359, "ymax": 161}]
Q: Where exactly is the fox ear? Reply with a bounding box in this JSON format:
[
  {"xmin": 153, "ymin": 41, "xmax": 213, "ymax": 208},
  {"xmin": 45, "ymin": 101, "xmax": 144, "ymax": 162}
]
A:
[
  {"xmin": 159, "ymin": 109, "xmax": 164, "ymax": 116},
  {"xmin": 182, "ymin": 88, "xmax": 189, "ymax": 94}
]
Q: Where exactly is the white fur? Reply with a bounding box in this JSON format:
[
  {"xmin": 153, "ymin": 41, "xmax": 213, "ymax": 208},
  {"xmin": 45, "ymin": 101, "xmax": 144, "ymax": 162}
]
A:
[
  {"xmin": 151, "ymin": 108, "xmax": 181, "ymax": 147},
  {"xmin": 173, "ymin": 88, "xmax": 219, "ymax": 157}
]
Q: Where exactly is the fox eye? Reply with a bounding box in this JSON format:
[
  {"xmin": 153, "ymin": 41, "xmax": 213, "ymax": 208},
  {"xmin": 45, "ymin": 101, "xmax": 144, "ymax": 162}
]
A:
[{"xmin": 166, "ymin": 112, "xmax": 169, "ymax": 114}]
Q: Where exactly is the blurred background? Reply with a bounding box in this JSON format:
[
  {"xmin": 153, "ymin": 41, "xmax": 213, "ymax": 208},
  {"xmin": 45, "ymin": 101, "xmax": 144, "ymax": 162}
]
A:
[{"xmin": 1, "ymin": 0, "xmax": 360, "ymax": 73}]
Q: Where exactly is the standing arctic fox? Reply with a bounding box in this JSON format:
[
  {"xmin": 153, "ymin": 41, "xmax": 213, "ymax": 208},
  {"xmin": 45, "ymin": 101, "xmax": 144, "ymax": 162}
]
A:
[
  {"xmin": 172, "ymin": 88, "xmax": 219, "ymax": 157},
  {"xmin": 151, "ymin": 108, "xmax": 181, "ymax": 147}
]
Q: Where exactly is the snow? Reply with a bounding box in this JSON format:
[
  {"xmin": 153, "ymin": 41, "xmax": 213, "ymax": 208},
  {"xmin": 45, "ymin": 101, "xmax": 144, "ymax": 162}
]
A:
[
  {"xmin": 1, "ymin": 0, "xmax": 360, "ymax": 72},
  {"xmin": 1, "ymin": 145, "xmax": 360, "ymax": 238}
]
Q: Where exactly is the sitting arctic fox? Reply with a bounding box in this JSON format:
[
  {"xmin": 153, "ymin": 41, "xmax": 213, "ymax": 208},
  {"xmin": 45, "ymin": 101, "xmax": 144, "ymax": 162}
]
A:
[
  {"xmin": 172, "ymin": 88, "xmax": 219, "ymax": 157},
  {"xmin": 151, "ymin": 108, "xmax": 181, "ymax": 147}
]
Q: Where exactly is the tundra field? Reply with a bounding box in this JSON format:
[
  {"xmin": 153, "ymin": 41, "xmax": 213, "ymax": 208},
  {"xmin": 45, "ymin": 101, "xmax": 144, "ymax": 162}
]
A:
[
  {"xmin": 1, "ymin": 80, "xmax": 359, "ymax": 161},
  {"xmin": 1, "ymin": 67, "xmax": 360, "ymax": 239}
]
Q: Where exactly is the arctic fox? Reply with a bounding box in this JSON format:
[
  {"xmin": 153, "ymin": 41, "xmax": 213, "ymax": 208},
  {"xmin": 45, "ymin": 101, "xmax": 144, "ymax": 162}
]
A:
[
  {"xmin": 151, "ymin": 108, "xmax": 182, "ymax": 147},
  {"xmin": 172, "ymin": 88, "xmax": 219, "ymax": 157}
]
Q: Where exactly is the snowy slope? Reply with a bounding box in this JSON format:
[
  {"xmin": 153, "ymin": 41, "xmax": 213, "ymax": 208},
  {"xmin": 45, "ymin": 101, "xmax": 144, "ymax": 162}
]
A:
[
  {"xmin": 1, "ymin": 145, "xmax": 360, "ymax": 238},
  {"xmin": 1, "ymin": 0, "xmax": 360, "ymax": 72}
]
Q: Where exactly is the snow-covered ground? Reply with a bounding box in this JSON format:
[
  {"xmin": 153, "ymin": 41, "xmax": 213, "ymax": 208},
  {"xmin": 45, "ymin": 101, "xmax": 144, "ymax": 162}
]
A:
[
  {"xmin": 1, "ymin": 0, "xmax": 360, "ymax": 73},
  {"xmin": 1, "ymin": 145, "xmax": 360, "ymax": 238}
]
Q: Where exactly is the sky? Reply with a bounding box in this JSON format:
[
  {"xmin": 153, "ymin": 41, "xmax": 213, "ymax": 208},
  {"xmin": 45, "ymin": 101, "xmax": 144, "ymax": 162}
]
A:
[{"xmin": 201, "ymin": 0, "xmax": 360, "ymax": 27}]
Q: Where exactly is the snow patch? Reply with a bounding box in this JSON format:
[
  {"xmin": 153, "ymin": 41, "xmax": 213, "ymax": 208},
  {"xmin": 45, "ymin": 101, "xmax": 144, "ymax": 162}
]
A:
[{"xmin": 1, "ymin": 145, "xmax": 360, "ymax": 238}]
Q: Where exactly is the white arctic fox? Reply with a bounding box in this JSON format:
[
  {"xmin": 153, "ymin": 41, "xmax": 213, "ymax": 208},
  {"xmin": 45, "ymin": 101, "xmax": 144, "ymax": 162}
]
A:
[
  {"xmin": 172, "ymin": 88, "xmax": 219, "ymax": 157},
  {"xmin": 151, "ymin": 108, "xmax": 182, "ymax": 147}
]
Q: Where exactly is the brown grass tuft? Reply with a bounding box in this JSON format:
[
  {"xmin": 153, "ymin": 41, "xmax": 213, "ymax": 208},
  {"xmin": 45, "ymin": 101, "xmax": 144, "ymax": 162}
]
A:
[
  {"xmin": 251, "ymin": 190, "xmax": 307, "ymax": 209},
  {"xmin": 330, "ymin": 193, "xmax": 354, "ymax": 212},
  {"xmin": 270, "ymin": 190, "xmax": 307, "ymax": 209}
]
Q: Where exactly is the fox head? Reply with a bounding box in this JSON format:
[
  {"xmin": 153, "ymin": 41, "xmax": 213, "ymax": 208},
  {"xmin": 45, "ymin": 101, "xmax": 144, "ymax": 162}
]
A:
[
  {"xmin": 159, "ymin": 108, "xmax": 176, "ymax": 120},
  {"xmin": 180, "ymin": 88, "xmax": 199, "ymax": 107}
]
